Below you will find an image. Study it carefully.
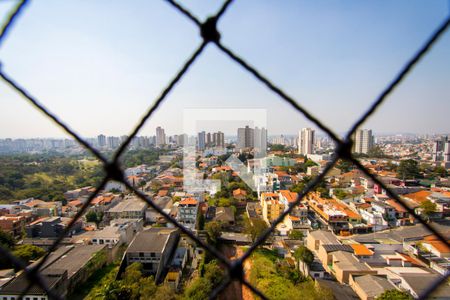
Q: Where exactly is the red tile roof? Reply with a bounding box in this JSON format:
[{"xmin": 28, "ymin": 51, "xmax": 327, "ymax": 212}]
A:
[
  {"xmin": 179, "ymin": 198, "xmax": 198, "ymax": 205},
  {"xmin": 279, "ymin": 190, "xmax": 298, "ymax": 203}
]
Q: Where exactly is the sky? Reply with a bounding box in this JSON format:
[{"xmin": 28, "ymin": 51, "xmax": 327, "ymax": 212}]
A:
[{"xmin": 0, "ymin": 0, "xmax": 449, "ymax": 139}]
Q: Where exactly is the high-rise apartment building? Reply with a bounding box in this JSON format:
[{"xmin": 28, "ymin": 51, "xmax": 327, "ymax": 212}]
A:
[
  {"xmin": 107, "ymin": 136, "xmax": 119, "ymax": 149},
  {"xmin": 237, "ymin": 126, "xmax": 267, "ymax": 155},
  {"xmin": 352, "ymin": 129, "xmax": 374, "ymax": 154},
  {"xmin": 444, "ymin": 141, "xmax": 450, "ymax": 163},
  {"xmin": 298, "ymin": 128, "xmax": 315, "ymax": 155},
  {"xmin": 237, "ymin": 127, "xmax": 248, "ymax": 149},
  {"xmin": 206, "ymin": 132, "xmax": 212, "ymax": 147},
  {"xmin": 97, "ymin": 134, "xmax": 106, "ymax": 147},
  {"xmin": 156, "ymin": 126, "xmax": 166, "ymax": 147},
  {"xmin": 197, "ymin": 131, "xmax": 206, "ymax": 151},
  {"xmin": 213, "ymin": 131, "xmax": 225, "ymax": 148},
  {"xmin": 254, "ymin": 127, "xmax": 267, "ymax": 156}
]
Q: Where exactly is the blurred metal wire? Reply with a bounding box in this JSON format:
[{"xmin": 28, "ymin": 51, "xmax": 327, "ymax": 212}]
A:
[{"xmin": 0, "ymin": 0, "xmax": 449, "ymax": 299}]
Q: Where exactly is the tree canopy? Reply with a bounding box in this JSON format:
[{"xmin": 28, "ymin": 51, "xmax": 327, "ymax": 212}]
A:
[
  {"xmin": 397, "ymin": 159, "xmax": 420, "ymax": 179},
  {"xmin": 293, "ymin": 246, "xmax": 314, "ymax": 266},
  {"xmin": 288, "ymin": 230, "xmax": 304, "ymax": 240},
  {"xmin": 376, "ymin": 289, "xmax": 413, "ymax": 300},
  {"xmin": 419, "ymin": 200, "xmax": 437, "ymax": 220}
]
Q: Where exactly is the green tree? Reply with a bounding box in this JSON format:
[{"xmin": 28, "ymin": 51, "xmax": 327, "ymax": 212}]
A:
[
  {"xmin": 304, "ymin": 159, "xmax": 318, "ymax": 168},
  {"xmin": 217, "ymin": 197, "xmax": 233, "ymax": 207},
  {"xmin": 197, "ymin": 213, "xmax": 205, "ymax": 230},
  {"xmin": 138, "ymin": 276, "xmax": 157, "ymax": 299},
  {"xmin": 0, "ymin": 229, "xmax": 14, "ymax": 249},
  {"xmin": 205, "ymin": 221, "xmax": 222, "ymax": 244},
  {"xmin": 152, "ymin": 284, "xmax": 176, "ymax": 300},
  {"xmin": 367, "ymin": 145, "xmax": 387, "ymax": 158},
  {"xmin": 204, "ymin": 260, "xmax": 225, "ymax": 287},
  {"xmin": 86, "ymin": 211, "xmax": 103, "ymax": 225},
  {"xmin": 184, "ymin": 260, "xmax": 224, "ymax": 299},
  {"xmin": 288, "ymin": 230, "xmax": 304, "ymax": 240},
  {"xmin": 334, "ymin": 189, "xmax": 348, "ymax": 200},
  {"xmin": 12, "ymin": 244, "xmax": 45, "ymax": 265},
  {"xmin": 0, "ymin": 229, "xmax": 15, "ymax": 269},
  {"xmin": 184, "ymin": 277, "xmax": 211, "ymax": 300},
  {"xmin": 397, "ymin": 159, "xmax": 420, "ymax": 179},
  {"xmin": 376, "ymin": 289, "xmax": 413, "ymax": 300},
  {"xmin": 293, "ymin": 246, "xmax": 314, "ymax": 275},
  {"xmin": 245, "ymin": 218, "xmax": 269, "ymax": 243},
  {"xmin": 433, "ymin": 166, "xmax": 448, "ymax": 177},
  {"xmin": 336, "ymin": 160, "xmax": 353, "ymax": 173},
  {"xmin": 419, "ymin": 200, "xmax": 437, "ymax": 221}
]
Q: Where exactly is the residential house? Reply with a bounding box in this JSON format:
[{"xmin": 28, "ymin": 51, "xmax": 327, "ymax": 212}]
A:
[
  {"xmin": 349, "ymin": 274, "xmax": 396, "ymax": 300},
  {"xmin": 0, "ymin": 244, "xmax": 106, "ymax": 299},
  {"xmin": 0, "ymin": 216, "xmax": 25, "ymax": 237},
  {"xmin": 399, "ymin": 273, "xmax": 450, "ymax": 299},
  {"xmin": 213, "ymin": 207, "xmax": 235, "ymax": 226},
  {"xmin": 105, "ymin": 195, "xmax": 147, "ymax": 220},
  {"xmin": 328, "ymin": 251, "xmax": 376, "ymax": 284},
  {"xmin": 145, "ymin": 196, "xmax": 173, "ymax": 224},
  {"xmin": 26, "ymin": 217, "xmax": 82, "ymax": 238},
  {"xmin": 124, "ymin": 228, "xmax": 180, "ymax": 283},
  {"xmin": 177, "ymin": 198, "xmax": 199, "ymax": 230},
  {"xmin": 261, "ymin": 192, "xmax": 284, "ymax": 225},
  {"xmin": 89, "ymin": 193, "xmax": 121, "ymax": 213},
  {"xmin": 232, "ymin": 188, "xmax": 247, "ymax": 201},
  {"xmin": 22, "ymin": 199, "xmax": 62, "ymax": 217}
]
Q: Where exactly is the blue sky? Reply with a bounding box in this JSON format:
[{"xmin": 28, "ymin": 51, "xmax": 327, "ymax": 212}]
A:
[{"xmin": 0, "ymin": 0, "xmax": 449, "ymax": 138}]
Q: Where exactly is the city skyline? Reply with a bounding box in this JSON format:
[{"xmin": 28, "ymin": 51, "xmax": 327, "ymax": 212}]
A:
[{"xmin": 1, "ymin": 1, "xmax": 449, "ymax": 138}]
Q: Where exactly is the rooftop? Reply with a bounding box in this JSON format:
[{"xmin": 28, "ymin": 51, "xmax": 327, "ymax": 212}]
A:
[
  {"xmin": 309, "ymin": 230, "xmax": 340, "ymax": 245},
  {"xmin": 179, "ymin": 198, "xmax": 198, "ymax": 205},
  {"xmin": 107, "ymin": 196, "xmax": 147, "ymax": 213},
  {"xmin": 402, "ymin": 274, "xmax": 450, "ymax": 297},
  {"xmin": 350, "ymin": 244, "xmax": 374, "ymax": 256},
  {"xmin": 127, "ymin": 228, "xmax": 178, "ymax": 253},
  {"xmin": 332, "ymin": 251, "xmax": 372, "ymax": 271},
  {"xmin": 323, "ymin": 244, "xmax": 354, "ymax": 253},
  {"xmin": 352, "ymin": 275, "xmax": 395, "ymax": 298}
]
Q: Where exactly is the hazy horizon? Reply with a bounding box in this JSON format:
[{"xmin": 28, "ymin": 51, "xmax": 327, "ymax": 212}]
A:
[{"xmin": 1, "ymin": 0, "xmax": 449, "ymax": 139}]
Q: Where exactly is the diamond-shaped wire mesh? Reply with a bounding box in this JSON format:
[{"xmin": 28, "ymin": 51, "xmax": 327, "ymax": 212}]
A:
[{"xmin": 0, "ymin": 0, "xmax": 449, "ymax": 299}]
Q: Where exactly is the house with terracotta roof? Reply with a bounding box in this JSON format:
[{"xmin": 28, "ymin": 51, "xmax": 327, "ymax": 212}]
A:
[
  {"xmin": 177, "ymin": 198, "xmax": 199, "ymax": 230},
  {"xmin": 232, "ymin": 188, "xmax": 247, "ymax": 201},
  {"xmin": 89, "ymin": 193, "xmax": 121, "ymax": 213},
  {"xmin": 404, "ymin": 190, "xmax": 432, "ymax": 205},
  {"xmin": 278, "ymin": 190, "xmax": 309, "ymax": 229},
  {"xmin": 158, "ymin": 189, "xmax": 169, "ymax": 197},
  {"xmin": 23, "ymin": 199, "xmax": 62, "ymax": 217},
  {"xmin": 385, "ymin": 199, "xmax": 415, "ymax": 226},
  {"xmin": 422, "ymin": 240, "xmax": 450, "ymax": 258},
  {"xmin": 306, "ymin": 192, "xmax": 349, "ymax": 232}
]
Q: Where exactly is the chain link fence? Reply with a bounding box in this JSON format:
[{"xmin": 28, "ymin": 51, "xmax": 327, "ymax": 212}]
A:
[{"xmin": 0, "ymin": 0, "xmax": 449, "ymax": 299}]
